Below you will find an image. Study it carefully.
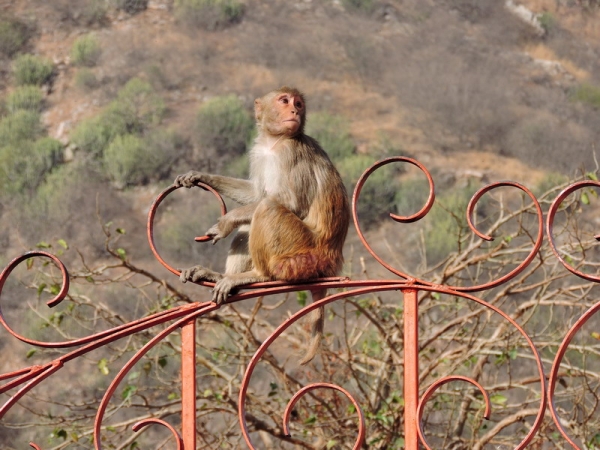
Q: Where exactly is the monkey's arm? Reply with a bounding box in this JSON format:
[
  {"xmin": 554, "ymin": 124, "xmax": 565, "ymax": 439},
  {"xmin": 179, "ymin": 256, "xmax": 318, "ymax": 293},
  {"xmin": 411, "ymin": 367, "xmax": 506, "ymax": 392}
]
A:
[
  {"xmin": 206, "ymin": 202, "xmax": 258, "ymax": 243},
  {"xmin": 174, "ymin": 171, "xmax": 257, "ymax": 205}
]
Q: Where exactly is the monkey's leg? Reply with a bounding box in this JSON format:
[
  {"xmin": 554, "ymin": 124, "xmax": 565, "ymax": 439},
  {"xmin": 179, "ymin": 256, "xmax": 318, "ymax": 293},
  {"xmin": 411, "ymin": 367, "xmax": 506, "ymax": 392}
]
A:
[
  {"xmin": 249, "ymin": 199, "xmax": 326, "ymax": 363},
  {"xmin": 225, "ymin": 225, "xmax": 252, "ymax": 274},
  {"xmin": 249, "ymin": 198, "xmax": 317, "ymax": 280}
]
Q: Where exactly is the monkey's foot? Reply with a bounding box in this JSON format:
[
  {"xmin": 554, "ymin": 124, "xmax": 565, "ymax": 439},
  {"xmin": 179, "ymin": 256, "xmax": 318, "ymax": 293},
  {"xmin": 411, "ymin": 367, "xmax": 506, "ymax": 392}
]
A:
[
  {"xmin": 178, "ymin": 265, "xmax": 222, "ymax": 284},
  {"xmin": 212, "ymin": 277, "xmax": 240, "ymax": 305}
]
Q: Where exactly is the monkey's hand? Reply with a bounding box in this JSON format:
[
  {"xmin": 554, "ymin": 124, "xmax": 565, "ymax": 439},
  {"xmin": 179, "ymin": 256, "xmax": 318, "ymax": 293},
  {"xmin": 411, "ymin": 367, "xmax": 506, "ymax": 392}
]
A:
[
  {"xmin": 178, "ymin": 265, "xmax": 222, "ymax": 284},
  {"xmin": 205, "ymin": 218, "xmax": 236, "ymax": 244},
  {"xmin": 174, "ymin": 171, "xmax": 206, "ymax": 188}
]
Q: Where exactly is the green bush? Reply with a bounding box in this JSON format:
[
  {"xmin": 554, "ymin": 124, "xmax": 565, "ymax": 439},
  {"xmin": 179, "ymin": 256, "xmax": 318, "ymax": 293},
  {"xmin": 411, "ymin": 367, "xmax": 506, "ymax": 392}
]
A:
[
  {"xmin": 103, "ymin": 134, "xmax": 144, "ymax": 187},
  {"xmin": 424, "ymin": 185, "xmax": 478, "ymax": 264},
  {"xmin": 71, "ymin": 34, "xmax": 102, "ymax": 67},
  {"xmin": 571, "ymin": 83, "xmax": 600, "ymax": 109},
  {"xmin": 538, "ymin": 11, "xmax": 556, "ymax": 33},
  {"xmin": 13, "ymin": 54, "xmax": 53, "ymax": 86},
  {"xmin": 6, "ymin": 85, "xmax": 43, "ymax": 113},
  {"xmin": 306, "ymin": 112, "xmax": 355, "ymax": 161},
  {"xmin": 0, "ymin": 137, "xmax": 62, "ymax": 196},
  {"xmin": 142, "ymin": 128, "xmax": 184, "ymax": 179},
  {"xmin": 0, "ymin": 110, "xmax": 42, "ymax": 145},
  {"xmin": 103, "ymin": 78, "xmax": 165, "ymax": 135},
  {"xmin": 342, "ymin": 0, "xmax": 375, "ymax": 14},
  {"xmin": 112, "ymin": 0, "xmax": 148, "ymax": 13},
  {"xmin": 195, "ymin": 94, "xmax": 254, "ymax": 156},
  {"xmin": 71, "ymin": 78, "xmax": 165, "ymax": 159},
  {"xmin": 0, "ymin": 16, "xmax": 29, "ymax": 58},
  {"xmin": 174, "ymin": 0, "xmax": 244, "ymax": 30},
  {"xmin": 79, "ymin": 0, "xmax": 108, "ymax": 25},
  {"xmin": 70, "ymin": 116, "xmax": 114, "ymax": 158},
  {"xmin": 34, "ymin": 137, "xmax": 64, "ymax": 170},
  {"xmin": 337, "ymin": 153, "xmax": 402, "ymax": 228},
  {"xmin": 74, "ymin": 68, "xmax": 99, "ymax": 90},
  {"xmin": 103, "ymin": 129, "xmax": 179, "ymax": 187}
]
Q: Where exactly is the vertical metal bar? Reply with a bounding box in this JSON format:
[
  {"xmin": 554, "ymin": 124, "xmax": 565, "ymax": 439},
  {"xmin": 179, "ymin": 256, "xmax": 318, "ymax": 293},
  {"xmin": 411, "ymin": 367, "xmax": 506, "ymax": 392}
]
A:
[
  {"xmin": 403, "ymin": 288, "xmax": 419, "ymax": 450},
  {"xmin": 181, "ymin": 319, "xmax": 197, "ymax": 449}
]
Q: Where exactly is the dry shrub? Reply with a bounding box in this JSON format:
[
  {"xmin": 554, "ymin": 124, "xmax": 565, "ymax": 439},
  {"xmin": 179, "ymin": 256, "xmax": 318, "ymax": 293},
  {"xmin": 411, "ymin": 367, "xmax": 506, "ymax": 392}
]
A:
[
  {"xmin": 0, "ymin": 15, "xmax": 31, "ymax": 58},
  {"xmin": 174, "ymin": 0, "xmax": 244, "ymax": 30}
]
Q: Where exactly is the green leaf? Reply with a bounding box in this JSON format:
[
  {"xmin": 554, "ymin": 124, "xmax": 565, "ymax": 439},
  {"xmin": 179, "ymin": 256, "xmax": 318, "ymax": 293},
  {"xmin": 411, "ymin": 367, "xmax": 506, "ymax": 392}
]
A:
[
  {"xmin": 116, "ymin": 248, "xmax": 126, "ymax": 260},
  {"xmin": 26, "ymin": 349, "xmax": 36, "ymax": 358},
  {"xmin": 581, "ymin": 191, "xmax": 590, "ymax": 205},
  {"xmin": 326, "ymin": 440, "xmax": 338, "ymax": 449},
  {"xmin": 36, "ymin": 241, "xmax": 51, "ymax": 249},
  {"xmin": 297, "ymin": 290, "xmax": 307, "ymax": 307},
  {"xmin": 98, "ymin": 358, "xmax": 109, "ymax": 375},
  {"xmin": 304, "ymin": 414, "xmax": 317, "ymax": 425},
  {"xmin": 26, "ymin": 258, "xmax": 34, "ymax": 270},
  {"xmin": 158, "ymin": 356, "xmax": 168, "ymax": 368},
  {"xmin": 49, "ymin": 283, "xmax": 60, "ymax": 295},
  {"xmin": 121, "ymin": 384, "xmax": 136, "ymax": 400},
  {"xmin": 586, "ymin": 172, "xmax": 598, "ymax": 181},
  {"xmin": 57, "ymin": 239, "xmax": 68, "ymax": 249},
  {"xmin": 490, "ymin": 394, "xmax": 507, "ymax": 405},
  {"xmin": 52, "ymin": 428, "xmax": 67, "ymax": 440},
  {"xmin": 116, "ymin": 227, "xmax": 126, "ymax": 234},
  {"xmin": 37, "ymin": 283, "xmax": 47, "ymax": 297}
]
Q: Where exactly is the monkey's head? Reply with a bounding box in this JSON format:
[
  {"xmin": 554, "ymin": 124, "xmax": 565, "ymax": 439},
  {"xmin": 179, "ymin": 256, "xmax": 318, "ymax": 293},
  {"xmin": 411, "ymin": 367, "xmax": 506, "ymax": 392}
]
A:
[{"xmin": 255, "ymin": 86, "xmax": 306, "ymax": 138}]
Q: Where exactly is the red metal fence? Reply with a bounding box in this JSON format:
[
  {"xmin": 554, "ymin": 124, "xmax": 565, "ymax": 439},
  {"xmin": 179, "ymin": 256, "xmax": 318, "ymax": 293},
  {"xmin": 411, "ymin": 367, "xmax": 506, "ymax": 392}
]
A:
[{"xmin": 1, "ymin": 157, "xmax": 599, "ymax": 448}]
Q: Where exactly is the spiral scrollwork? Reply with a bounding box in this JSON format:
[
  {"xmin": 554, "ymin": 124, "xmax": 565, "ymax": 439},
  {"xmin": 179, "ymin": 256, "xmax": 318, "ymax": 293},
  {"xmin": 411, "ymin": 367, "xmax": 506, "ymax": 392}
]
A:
[
  {"xmin": 0, "ymin": 251, "xmax": 70, "ymax": 347},
  {"xmin": 546, "ymin": 180, "xmax": 600, "ymax": 282},
  {"xmin": 352, "ymin": 160, "xmax": 544, "ymax": 293},
  {"xmin": 416, "ymin": 375, "xmax": 491, "ymax": 450},
  {"xmin": 147, "ymin": 182, "xmax": 227, "ymax": 278},
  {"xmin": 352, "ymin": 157, "xmax": 435, "ymax": 281},
  {"xmin": 282, "ymin": 382, "xmax": 366, "ymax": 449},
  {"xmin": 546, "ymin": 180, "xmax": 600, "ymax": 449},
  {"xmin": 457, "ymin": 181, "xmax": 544, "ymax": 292},
  {"xmin": 132, "ymin": 418, "xmax": 183, "ymax": 449},
  {"xmin": 414, "ymin": 285, "xmax": 546, "ymax": 450}
]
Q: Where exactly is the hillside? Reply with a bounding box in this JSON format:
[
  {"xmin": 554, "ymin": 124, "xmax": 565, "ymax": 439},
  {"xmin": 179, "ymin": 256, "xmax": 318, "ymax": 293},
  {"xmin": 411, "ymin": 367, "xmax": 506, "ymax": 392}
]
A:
[{"xmin": 0, "ymin": 0, "xmax": 597, "ymax": 263}]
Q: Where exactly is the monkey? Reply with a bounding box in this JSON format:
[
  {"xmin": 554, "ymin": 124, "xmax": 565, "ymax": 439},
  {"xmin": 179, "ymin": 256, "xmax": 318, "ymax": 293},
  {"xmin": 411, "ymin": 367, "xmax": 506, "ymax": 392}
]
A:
[{"xmin": 174, "ymin": 87, "xmax": 350, "ymax": 364}]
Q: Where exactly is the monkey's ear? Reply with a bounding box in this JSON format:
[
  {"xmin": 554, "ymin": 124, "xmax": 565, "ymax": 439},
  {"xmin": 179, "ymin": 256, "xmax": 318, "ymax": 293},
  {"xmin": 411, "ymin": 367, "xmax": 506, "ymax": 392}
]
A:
[{"xmin": 254, "ymin": 99, "xmax": 262, "ymax": 122}]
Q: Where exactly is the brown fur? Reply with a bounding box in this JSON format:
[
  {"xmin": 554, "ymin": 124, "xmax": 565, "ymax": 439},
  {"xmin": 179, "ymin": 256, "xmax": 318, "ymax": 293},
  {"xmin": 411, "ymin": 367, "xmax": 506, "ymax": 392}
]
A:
[{"xmin": 174, "ymin": 87, "xmax": 350, "ymax": 364}]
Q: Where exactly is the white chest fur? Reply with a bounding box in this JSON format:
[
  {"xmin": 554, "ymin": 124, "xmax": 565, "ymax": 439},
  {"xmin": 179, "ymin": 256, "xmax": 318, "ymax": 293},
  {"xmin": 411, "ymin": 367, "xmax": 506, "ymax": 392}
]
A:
[{"xmin": 251, "ymin": 143, "xmax": 281, "ymax": 196}]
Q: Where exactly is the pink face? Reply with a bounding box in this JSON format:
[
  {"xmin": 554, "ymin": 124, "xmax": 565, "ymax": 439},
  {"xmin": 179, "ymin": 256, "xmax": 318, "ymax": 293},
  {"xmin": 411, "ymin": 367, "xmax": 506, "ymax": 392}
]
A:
[{"xmin": 273, "ymin": 92, "xmax": 305, "ymax": 136}]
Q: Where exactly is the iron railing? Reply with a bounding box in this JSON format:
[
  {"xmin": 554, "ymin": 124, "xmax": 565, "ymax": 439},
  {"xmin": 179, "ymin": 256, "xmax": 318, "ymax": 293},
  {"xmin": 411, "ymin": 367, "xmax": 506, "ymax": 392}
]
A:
[{"xmin": 0, "ymin": 157, "xmax": 598, "ymax": 448}]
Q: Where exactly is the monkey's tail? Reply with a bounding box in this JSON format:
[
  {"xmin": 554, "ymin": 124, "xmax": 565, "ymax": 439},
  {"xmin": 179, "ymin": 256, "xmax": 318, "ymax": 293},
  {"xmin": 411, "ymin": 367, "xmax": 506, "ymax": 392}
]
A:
[{"xmin": 299, "ymin": 290, "xmax": 326, "ymax": 365}]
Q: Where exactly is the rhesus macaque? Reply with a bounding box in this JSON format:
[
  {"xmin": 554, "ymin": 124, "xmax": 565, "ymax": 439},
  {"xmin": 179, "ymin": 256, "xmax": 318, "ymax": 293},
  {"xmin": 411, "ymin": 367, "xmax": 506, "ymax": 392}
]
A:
[{"xmin": 174, "ymin": 87, "xmax": 350, "ymax": 364}]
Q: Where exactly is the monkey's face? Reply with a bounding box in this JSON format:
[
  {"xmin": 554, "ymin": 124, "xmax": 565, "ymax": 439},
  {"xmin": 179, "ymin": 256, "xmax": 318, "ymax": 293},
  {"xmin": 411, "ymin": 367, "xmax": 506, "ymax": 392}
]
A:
[{"xmin": 256, "ymin": 90, "xmax": 306, "ymax": 138}]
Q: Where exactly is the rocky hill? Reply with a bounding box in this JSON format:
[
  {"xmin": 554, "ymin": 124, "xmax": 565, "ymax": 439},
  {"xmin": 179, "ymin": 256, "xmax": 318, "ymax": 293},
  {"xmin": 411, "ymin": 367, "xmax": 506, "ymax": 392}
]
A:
[{"xmin": 1, "ymin": 0, "xmax": 600, "ymax": 260}]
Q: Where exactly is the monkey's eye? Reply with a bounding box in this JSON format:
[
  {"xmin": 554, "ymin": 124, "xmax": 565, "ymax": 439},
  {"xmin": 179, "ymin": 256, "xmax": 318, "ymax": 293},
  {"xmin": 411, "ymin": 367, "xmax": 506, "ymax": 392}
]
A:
[
  {"xmin": 280, "ymin": 97, "xmax": 289, "ymax": 104},
  {"xmin": 295, "ymin": 101, "xmax": 303, "ymax": 109}
]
